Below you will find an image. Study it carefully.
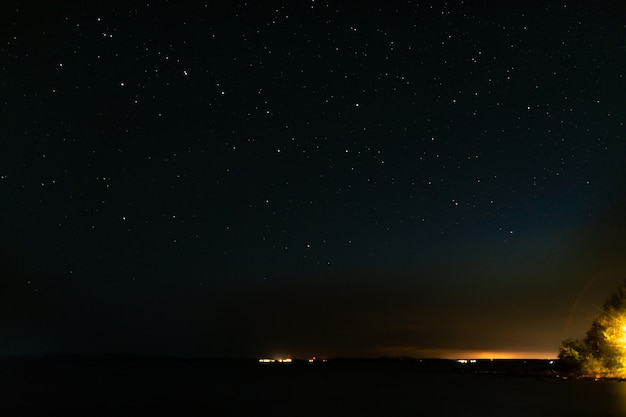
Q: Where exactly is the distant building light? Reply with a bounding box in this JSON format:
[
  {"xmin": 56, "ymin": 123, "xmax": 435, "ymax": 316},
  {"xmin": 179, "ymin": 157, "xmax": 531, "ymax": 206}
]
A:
[{"xmin": 259, "ymin": 357, "xmax": 293, "ymax": 364}]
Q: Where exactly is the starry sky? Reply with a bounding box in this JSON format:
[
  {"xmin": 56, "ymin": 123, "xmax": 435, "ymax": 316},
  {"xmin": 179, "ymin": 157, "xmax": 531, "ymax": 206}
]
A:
[{"xmin": 2, "ymin": 1, "xmax": 626, "ymax": 359}]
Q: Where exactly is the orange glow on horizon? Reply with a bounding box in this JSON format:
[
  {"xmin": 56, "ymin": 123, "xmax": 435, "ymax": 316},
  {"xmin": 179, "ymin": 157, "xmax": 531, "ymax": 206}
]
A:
[
  {"xmin": 375, "ymin": 346, "xmax": 558, "ymax": 360},
  {"xmin": 414, "ymin": 349, "xmax": 558, "ymax": 360}
]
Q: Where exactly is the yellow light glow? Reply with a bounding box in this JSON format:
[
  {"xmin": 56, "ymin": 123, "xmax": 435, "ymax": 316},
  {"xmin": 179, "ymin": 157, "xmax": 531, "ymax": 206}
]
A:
[
  {"xmin": 375, "ymin": 346, "xmax": 558, "ymax": 360},
  {"xmin": 619, "ymin": 324, "xmax": 626, "ymax": 348},
  {"xmin": 411, "ymin": 349, "xmax": 557, "ymax": 360},
  {"xmin": 259, "ymin": 357, "xmax": 293, "ymax": 363}
]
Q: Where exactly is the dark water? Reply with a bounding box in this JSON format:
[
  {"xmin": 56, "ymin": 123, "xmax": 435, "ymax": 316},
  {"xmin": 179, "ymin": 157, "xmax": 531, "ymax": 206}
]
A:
[{"xmin": 2, "ymin": 358, "xmax": 626, "ymax": 416}]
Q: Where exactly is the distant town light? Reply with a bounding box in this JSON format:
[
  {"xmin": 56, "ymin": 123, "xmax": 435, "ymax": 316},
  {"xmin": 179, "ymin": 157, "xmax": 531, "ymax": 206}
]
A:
[{"xmin": 259, "ymin": 357, "xmax": 292, "ymax": 364}]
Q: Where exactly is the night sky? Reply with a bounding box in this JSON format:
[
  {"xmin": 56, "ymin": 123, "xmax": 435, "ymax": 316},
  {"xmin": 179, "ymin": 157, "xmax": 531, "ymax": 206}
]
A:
[{"xmin": 2, "ymin": 2, "xmax": 626, "ymax": 359}]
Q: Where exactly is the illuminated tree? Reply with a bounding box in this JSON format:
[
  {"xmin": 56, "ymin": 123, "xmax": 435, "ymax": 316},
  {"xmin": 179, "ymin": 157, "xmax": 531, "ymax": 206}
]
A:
[
  {"xmin": 559, "ymin": 280, "xmax": 626, "ymax": 377},
  {"xmin": 557, "ymin": 338, "xmax": 587, "ymax": 373}
]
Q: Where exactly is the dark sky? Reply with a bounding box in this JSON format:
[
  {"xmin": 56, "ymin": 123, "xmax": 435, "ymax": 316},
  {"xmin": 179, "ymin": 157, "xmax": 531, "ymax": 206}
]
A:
[{"xmin": 2, "ymin": 1, "xmax": 626, "ymax": 359}]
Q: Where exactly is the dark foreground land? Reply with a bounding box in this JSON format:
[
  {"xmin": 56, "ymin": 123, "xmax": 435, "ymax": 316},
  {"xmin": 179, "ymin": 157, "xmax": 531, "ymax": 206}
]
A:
[{"xmin": 2, "ymin": 357, "xmax": 626, "ymax": 416}]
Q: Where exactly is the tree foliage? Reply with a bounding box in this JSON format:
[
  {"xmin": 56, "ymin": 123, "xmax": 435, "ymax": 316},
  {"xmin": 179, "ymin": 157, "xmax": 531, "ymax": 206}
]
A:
[
  {"xmin": 557, "ymin": 338, "xmax": 587, "ymax": 372},
  {"xmin": 559, "ymin": 280, "xmax": 626, "ymax": 378}
]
